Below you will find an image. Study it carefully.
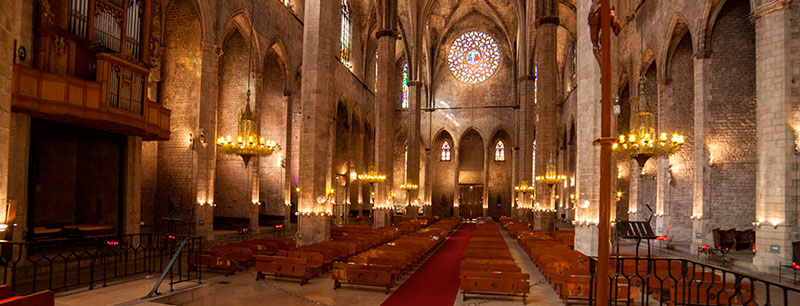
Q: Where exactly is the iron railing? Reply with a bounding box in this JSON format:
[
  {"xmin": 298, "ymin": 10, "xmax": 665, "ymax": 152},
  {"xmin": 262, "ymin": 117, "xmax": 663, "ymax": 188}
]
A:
[
  {"xmin": 587, "ymin": 256, "xmax": 800, "ymax": 305},
  {"xmin": 0, "ymin": 233, "xmax": 202, "ymax": 295}
]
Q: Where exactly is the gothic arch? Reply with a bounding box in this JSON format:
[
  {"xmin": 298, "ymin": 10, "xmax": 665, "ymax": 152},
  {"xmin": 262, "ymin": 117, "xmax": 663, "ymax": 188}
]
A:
[
  {"xmin": 659, "ymin": 14, "xmax": 694, "ymax": 83},
  {"xmin": 221, "ymin": 9, "xmax": 262, "ymax": 71}
]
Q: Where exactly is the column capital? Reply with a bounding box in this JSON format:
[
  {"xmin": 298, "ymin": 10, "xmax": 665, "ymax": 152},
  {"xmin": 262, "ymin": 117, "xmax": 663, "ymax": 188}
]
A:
[
  {"xmin": 693, "ymin": 49, "xmax": 712, "ymax": 59},
  {"xmin": 200, "ymin": 41, "xmax": 222, "ymax": 57},
  {"xmin": 750, "ymin": 0, "xmax": 791, "ymax": 21},
  {"xmin": 376, "ymin": 29, "xmax": 398, "ymax": 39},
  {"xmin": 535, "ymin": 16, "xmax": 560, "ymax": 27}
]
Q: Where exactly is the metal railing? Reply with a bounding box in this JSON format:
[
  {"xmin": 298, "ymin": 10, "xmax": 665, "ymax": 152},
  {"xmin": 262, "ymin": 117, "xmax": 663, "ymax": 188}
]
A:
[
  {"xmin": 587, "ymin": 256, "xmax": 800, "ymax": 305},
  {"xmin": 0, "ymin": 233, "xmax": 202, "ymax": 295}
]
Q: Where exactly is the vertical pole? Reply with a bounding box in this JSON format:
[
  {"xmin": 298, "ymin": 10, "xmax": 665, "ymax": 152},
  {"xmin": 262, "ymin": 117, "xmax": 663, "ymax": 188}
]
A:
[{"xmin": 596, "ymin": 0, "xmax": 612, "ymax": 305}]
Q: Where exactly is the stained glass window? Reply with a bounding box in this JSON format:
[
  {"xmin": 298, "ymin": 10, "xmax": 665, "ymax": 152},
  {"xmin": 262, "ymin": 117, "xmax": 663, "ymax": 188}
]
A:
[
  {"xmin": 402, "ymin": 62, "xmax": 409, "ymax": 108},
  {"xmin": 495, "ymin": 140, "xmax": 505, "ymax": 161},
  {"xmin": 447, "ymin": 31, "xmax": 500, "ymax": 84},
  {"xmin": 441, "ymin": 141, "xmax": 451, "ymax": 161},
  {"xmin": 374, "ymin": 51, "xmax": 379, "ymax": 92},
  {"xmin": 340, "ymin": 0, "xmax": 352, "ymax": 69},
  {"xmin": 534, "ymin": 62, "xmax": 539, "ymax": 104}
]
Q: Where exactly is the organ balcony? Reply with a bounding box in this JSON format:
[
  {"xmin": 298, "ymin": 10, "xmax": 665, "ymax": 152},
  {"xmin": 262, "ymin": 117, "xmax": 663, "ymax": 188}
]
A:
[{"xmin": 12, "ymin": 0, "xmax": 170, "ymax": 140}]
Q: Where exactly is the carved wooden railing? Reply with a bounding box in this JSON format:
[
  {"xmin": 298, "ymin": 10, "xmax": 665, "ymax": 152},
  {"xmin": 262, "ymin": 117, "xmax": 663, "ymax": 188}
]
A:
[{"xmin": 11, "ymin": 60, "xmax": 170, "ymax": 140}]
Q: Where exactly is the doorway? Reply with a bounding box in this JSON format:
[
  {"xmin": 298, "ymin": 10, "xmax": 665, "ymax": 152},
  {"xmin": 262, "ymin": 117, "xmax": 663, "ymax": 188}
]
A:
[{"xmin": 459, "ymin": 185, "xmax": 483, "ymax": 219}]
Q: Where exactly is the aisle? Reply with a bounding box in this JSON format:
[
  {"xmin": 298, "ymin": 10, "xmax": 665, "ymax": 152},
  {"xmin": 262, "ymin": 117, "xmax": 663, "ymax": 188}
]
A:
[{"xmin": 380, "ymin": 223, "xmax": 476, "ymax": 306}]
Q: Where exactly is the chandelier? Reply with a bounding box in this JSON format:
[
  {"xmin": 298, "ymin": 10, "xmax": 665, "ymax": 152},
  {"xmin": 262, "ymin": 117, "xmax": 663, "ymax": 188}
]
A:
[
  {"xmin": 535, "ymin": 155, "xmax": 567, "ymax": 187},
  {"xmin": 514, "ymin": 181, "xmax": 535, "ymax": 194},
  {"xmin": 215, "ymin": 0, "xmax": 276, "ymax": 166},
  {"xmin": 358, "ymin": 167, "xmax": 387, "ymax": 184},
  {"xmin": 613, "ymin": 77, "xmax": 684, "ymax": 167}
]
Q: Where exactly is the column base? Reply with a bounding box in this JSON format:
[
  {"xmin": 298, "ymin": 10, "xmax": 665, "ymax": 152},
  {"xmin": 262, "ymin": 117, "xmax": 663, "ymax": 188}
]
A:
[
  {"xmin": 373, "ymin": 208, "xmax": 392, "ymax": 228},
  {"xmin": 297, "ymin": 215, "xmax": 331, "ymax": 246},
  {"xmin": 194, "ymin": 205, "xmax": 214, "ymax": 237},
  {"xmin": 575, "ymin": 225, "xmax": 600, "ymax": 256},
  {"xmin": 454, "ymin": 207, "xmax": 460, "ymax": 218},
  {"xmin": 405, "ymin": 206, "xmax": 419, "ymax": 218},
  {"xmin": 534, "ymin": 211, "xmax": 556, "ymax": 232}
]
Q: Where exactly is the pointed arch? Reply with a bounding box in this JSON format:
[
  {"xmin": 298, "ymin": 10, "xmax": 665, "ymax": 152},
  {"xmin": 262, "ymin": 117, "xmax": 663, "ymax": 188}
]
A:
[
  {"xmin": 222, "ymin": 9, "xmax": 262, "ymax": 71},
  {"xmin": 659, "ymin": 14, "xmax": 694, "ymax": 83},
  {"xmin": 264, "ymin": 39, "xmax": 291, "ymax": 96}
]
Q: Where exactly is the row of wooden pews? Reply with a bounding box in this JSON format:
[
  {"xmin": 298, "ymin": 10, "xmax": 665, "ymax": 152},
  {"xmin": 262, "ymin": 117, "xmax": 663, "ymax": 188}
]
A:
[
  {"xmin": 190, "ymin": 237, "xmax": 296, "ymax": 276},
  {"xmin": 256, "ymin": 224, "xmax": 407, "ymax": 285},
  {"xmin": 333, "ymin": 218, "xmax": 460, "ymax": 293},
  {"xmin": 460, "ymin": 220, "xmax": 530, "ymax": 304},
  {"xmin": 502, "ymin": 220, "xmax": 637, "ymax": 305}
]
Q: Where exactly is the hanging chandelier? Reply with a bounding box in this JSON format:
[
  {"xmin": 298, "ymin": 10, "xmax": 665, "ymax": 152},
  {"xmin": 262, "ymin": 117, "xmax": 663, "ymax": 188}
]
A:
[
  {"xmin": 358, "ymin": 167, "xmax": 387, "ymax": 184},
  {"xmin": 613, "ymin": 77, "xmax": 684, "ymax": 167},
  {"xmin": 216, "ymin": 0, "xmax": 276, "ymax": 166},
  {"xmin": 535, "ymin": 155, "xmax": 567, "ymax": 187}
]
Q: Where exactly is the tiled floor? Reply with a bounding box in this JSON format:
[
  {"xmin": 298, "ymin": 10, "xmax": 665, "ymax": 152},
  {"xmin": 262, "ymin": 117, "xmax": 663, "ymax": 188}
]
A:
[{"xmin": 55, "ymin": 223, "xmax": 565, "ymax": 306}]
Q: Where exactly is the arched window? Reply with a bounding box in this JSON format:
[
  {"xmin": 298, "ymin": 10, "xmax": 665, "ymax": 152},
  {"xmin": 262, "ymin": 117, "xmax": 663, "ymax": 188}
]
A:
[
  {"xmin": 447, "ymin": 31, "xmax": 500, "ymax": 84},
  {"xmin": 441, "ymin": 141, "xmax": 451, "ymax": 161},
  {"xmin": 340, "ymin": 0, "xmax": 352, "ymax": 68},
  {"xmin": 374, "ymin": 51, "xmax": 379, "ymax": 92},
  {"xmin": 402, "ymin": 62, "xmax": 409, "ymax": 108},
  {"xmin": 495, "ymin": 140, "xmax": 505, "ymax": 161}
]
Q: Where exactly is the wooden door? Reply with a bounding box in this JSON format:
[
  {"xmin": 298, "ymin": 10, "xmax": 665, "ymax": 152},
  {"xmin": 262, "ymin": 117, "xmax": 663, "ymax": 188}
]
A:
[{"xmin": 458, "ymin": 185, "xmax": 483, "ymax": 219}]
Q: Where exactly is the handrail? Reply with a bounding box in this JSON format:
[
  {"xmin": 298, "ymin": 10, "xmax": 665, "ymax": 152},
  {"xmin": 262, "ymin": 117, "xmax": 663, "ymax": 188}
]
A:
[{"xmin": 144, "ymin": 238, "xmax": 188, "ymax": 298}]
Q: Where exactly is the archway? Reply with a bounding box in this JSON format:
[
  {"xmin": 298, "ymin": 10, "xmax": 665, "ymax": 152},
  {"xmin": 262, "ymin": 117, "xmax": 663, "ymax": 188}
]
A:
[
  {"xmin": 488, "ymin": 129, "xmax": 512, "ymax": 219},
  {"xmin": 706, "ymin": 0, "xmax": 756, "ymax": 232},
  {"xmin": 152, "ymin": 0, "xmax": 202, "ymax": 232},
  {"xmin": 658, "ymin": 23, "xmax": 695, "ymax": 243},
  {"xmin": 431, "ymin": 130, "xmax": 454, "ymax": 217},
  {"xmin": 214, "ymin": 30, "xmax": 253, "ymax": 230},
  {"xmin": 257, "ymin": 44, "xmax": 289, "ymax": 225},
  {"xmin": 458, "ymin": 129, "xmax": 484, "ymax": 219}
]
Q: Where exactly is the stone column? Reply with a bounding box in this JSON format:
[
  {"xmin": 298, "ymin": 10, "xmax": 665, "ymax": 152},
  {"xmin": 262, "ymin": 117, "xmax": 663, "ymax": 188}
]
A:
[
  {"xmin": 752, "ymin": 1, "xmax": 796, "ymax": 273},
  {"xmin": 7, "ymin": 114, "xmax": 29, "ymax": 242},
  {"xmin": 483, "ymin": 145, "xmax": 490, "ymax": 217},
  {"xmin": 194, "ymin": 41, "xmax": 223, "ymax": 237},
  {"xmin": 250, "ymin": 72, "xmax": 264, "ymax": 232},
  {"xmin": 453, "ymin": 145, "xmax": 460, "ymax": 217},
  {"xmin": 296, "ymin": 0, "xmax": 338, "ymax": 245},
  {"xmin": 691, "ymin": 51, "xmax": 712, "ymax": 251},
  {"xmin": 123, "ymin": 136, "xmax": 143, "ymax": 234},
  {"xmin": 423, "ymin": 148, "xmax": 433, "ymax": 216},
  {"xmin": 0, "ymin": 0, "xmax": 14, "ymax": 236},
  {"xmin": 407, "ymin": 81, "xmax": 422, "ymax": 218},
  {"xmin": 373, "ymin": 19, "xmax": 398, "ymax": 228},
  {"xmin": 518, "ymin": 76, "xmax": 535, "ymax": 221},
  {"xmin": 534, "ymin": 12, "xmax": 559, "ymax": 232},
  {"xmin": 574, "ymin": 0, "xmax": 602, "ymax": 256}
]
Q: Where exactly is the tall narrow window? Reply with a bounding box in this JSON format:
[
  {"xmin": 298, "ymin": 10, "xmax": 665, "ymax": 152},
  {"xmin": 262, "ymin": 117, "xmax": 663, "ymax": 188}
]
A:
[
  {"xmin": 402, "ymin": 62, "xmax": 409, "ymax": 108},
  {"xmin": 340, "ymin": 0, "xmax": 352, "ymax": 68},
  {"xmin": 374, "ymin": 51, "xmax": 379, "ymax": 92},
  {"xmin": 569, "ymin": 41, "xmax": 577, "ymax": 91},
  {"xmin": 534, "ymin": 62, "xmax": 539, "ymax": 104},
  {"xmin": 441, "ymin": 141, "xmax": 451, "ymax": 161},
  {"xmin": 495, "ymin": 140, "xmax": 505, "ymax": 161},
  {"xmin": 532, "ymin": 140, "xmax": 537, "ymax": 178}
]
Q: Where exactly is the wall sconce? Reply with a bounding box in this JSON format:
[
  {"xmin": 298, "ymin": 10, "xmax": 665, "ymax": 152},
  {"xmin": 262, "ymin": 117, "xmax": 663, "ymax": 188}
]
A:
[
  {"xmin": 628, "ymin": 208, "xmax": 637, "ymax": 214},
  {"xmin": 640, "ymin": 167, "xmax": 646, "ymax": 176},
  {"xmin": 654, "ymin": 211, "xmax": 665, "ymax": 217},
  {"xmin": 617, "ymin": 167, "xmax": 622, "ymax": 179},
  {"xmin": 188, "ymin": 132, "xmax": 195, "ymax": 150},
  {"xmin": 690, "ymin": 214, "xmax": 702, "ymax": 220},
  {"xmin": 708, "ymin": 150, "xmax": 715, "ymax": 167},
  {"xmin": 769, "ymin": 219, "xmax": 781, "ymax": 228},
  {"xmin": 794, "ymin": 131, "xmax": 800, "ymax": 155},
  {"xmin": 615, "ymin": 191, "xmax": 623, "ymax": 202},
  {"xmin": 198, "ymin": 129, "xmax": 208, "ymax": 148}
]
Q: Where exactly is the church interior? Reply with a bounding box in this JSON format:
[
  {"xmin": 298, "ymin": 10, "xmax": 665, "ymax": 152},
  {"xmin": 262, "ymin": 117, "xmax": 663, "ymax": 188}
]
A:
[{"xmin": 0, "ymin": 0, "xmax": 799, "ymax": 305}]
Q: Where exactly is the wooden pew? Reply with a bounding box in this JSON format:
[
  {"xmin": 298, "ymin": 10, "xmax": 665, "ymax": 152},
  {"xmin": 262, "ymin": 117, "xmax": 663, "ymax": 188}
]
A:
[
  {"xmin": 460, "ymin": 271, "xmax": 530, "ymax": 304},
  {"xmin": 255, "ymin": 255, "xmax": 313, "ymax": 285},
  {"xmin": 332, "ymin": 262, "xmax": 396, "ymax": 294}
]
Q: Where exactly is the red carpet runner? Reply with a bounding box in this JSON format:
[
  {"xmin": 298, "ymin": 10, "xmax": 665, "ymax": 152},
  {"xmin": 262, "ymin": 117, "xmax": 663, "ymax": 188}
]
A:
[{"xmin": 381, "ymin": 223, "xmax": 476, "ymax": 306}]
